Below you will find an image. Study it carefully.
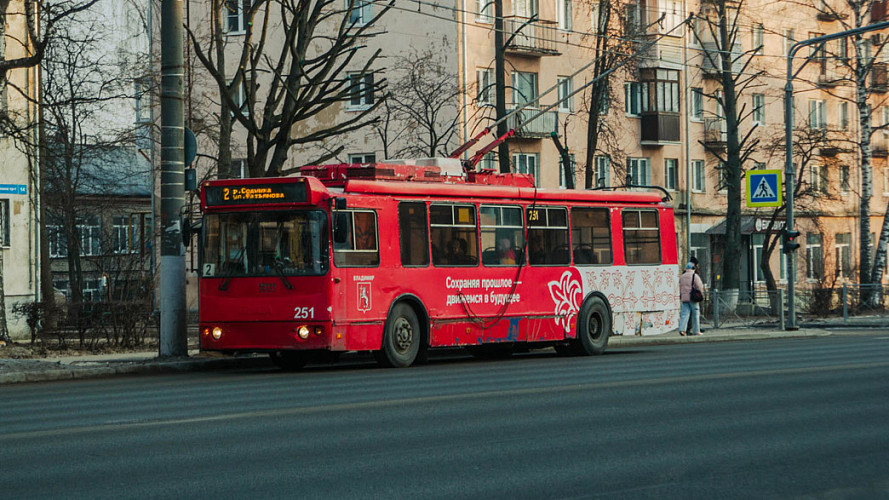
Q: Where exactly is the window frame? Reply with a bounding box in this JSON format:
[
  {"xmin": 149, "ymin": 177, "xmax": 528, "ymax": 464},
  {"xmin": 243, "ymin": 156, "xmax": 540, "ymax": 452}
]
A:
[
  {"xmin": 224, "ymin": 0, "xmax": 248, "ymax": 35},
  {"xmin": 571, "ymin": 207, "xmax": 612, "ymax": 266},
  {"xmin": 691, "ymin": 160, "xmax": 706, "ymax": 193},
  {"xmin": 346, "ymin": 72, "xmax": 375, "ymax": 110},
  {"xmin": 398, "ymin": 202, "xmax": 430, "ymax": 268},
  {"xmin": 557, "ymin": 76, "xmax": 574, "ymax": 113},
  {"xmin": 664, "ymin": 158, "xmax": 678, "ymax": 191},
  {"xmin": 430, "ymin": 203, "xmax": 479, "ymax": 267},
  {"xmin": 480, "ymin": 204, "xmax": 525, "ymax": 267},
  {"xmin": 332, "ymin": 209, "xmax": 380, "ymax": 268},
  {"xmin": 622, "ymin": 209, "xmax": 662, "ymax": 265},
  {"xmin": 526, "ymin": 206, "xmax": 570, "ymax": 266}
]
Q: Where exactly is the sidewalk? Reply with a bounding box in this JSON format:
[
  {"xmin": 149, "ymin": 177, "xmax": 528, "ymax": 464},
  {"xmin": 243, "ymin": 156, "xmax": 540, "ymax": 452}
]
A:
[{"xmin": 0, "ymin": 325, "xmax": 876, "ymax": 385}]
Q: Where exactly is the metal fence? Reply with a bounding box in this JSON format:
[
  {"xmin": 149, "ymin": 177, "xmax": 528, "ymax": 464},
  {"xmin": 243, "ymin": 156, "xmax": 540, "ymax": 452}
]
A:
[{"xmin": 699, "ymin": 284, "xmax": 889, "ymax": 329}]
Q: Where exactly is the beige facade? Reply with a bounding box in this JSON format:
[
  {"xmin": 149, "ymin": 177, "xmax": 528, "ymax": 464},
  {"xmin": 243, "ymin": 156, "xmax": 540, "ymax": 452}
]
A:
[
  {"xmin": 185, "ymin": 0, "xmax": 889, "ymax": 293},
  {"xmin": 1, "ymin": 1, "xmax": 40, "ymax": 338}
]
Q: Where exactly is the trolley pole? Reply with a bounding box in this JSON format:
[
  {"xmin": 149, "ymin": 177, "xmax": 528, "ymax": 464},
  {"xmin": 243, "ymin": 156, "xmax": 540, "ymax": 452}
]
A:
[
  {"xmin": 159, "ymin": 0, "xmax": 188, "ymax": 357},
  {"xmin": 784, "ymin": 21, "xmax": 889, "ymax": 330}
]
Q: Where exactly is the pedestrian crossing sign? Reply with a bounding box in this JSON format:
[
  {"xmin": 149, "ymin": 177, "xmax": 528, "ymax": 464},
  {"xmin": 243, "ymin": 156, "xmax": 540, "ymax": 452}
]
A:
[{"xmin": 746, "ymin": 169, "xmax": 783, "ymax": 208}]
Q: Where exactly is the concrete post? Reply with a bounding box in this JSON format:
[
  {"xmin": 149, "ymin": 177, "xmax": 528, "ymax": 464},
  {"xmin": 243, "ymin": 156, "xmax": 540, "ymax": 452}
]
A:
[
  {"xmin": 713, "ymin": 289, "xmax": 720, "ymax": 329},
  {"xmin": 842, "ymin": 283, "xmax": 848, "ymax": 324}
]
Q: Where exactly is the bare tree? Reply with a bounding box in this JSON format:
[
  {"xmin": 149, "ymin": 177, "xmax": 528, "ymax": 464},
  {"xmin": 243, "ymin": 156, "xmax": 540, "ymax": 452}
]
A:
[
  {"xmin": 385, "ymin": 49, "xmax": 461, "ymax": 158},
  {"xmin": 187, "ymin": 0, "xmax": 390, "ymax": 178},
  {"xmin": 0, "ymin": 0, "xmax": 100, "ymax": 341},
  {"xmin": 692, "ymin": 0, "xmax": 764, "ymax": 293}
]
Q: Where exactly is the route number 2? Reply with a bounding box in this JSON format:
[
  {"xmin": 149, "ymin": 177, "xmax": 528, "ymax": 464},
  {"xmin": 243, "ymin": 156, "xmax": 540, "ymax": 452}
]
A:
[{"xmin": 294, "ymin": 307, "xmax": 314, "ymax": 319}]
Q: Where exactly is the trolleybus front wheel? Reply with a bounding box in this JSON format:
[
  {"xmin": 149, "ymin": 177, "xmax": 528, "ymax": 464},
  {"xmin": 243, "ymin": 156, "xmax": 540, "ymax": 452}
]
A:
[
  {"xmin": 375, "ymin": 303, "xmax": 422, "ymax": 368},
  {"xmin": 269, "ymin": 350, "xmax": 308, "ymax": 371}
]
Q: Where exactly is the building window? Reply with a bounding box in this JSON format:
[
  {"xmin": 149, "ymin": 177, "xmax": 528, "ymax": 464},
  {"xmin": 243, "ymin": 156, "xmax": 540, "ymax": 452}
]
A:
[
  {"xmin": 232, "ymin": 159, "xmax": 248, "ymax": 178},
  {"xmin": 811, "ymin": 164, "xmax": 829, "ymax": 195},
  {"xmin": 479, "ymin": 153, "xmax": 496, "ymax": 171},
  {"xmin": 556, "ymin": 0, "xmax": 572, "ymax": 30},
  {"xmin": 477, "ymin": 0, "xmax": 493, "ymax": 22},
  {"xmin": 229, "ymin": 77, "xmax": 249, "ymax": 117},
  {"xmin": 753, "ymin": 24, "xmax": 764, "ymax": 54},
  {"xmin": 558, "ymin": 154, "xmax": 575, "ymax": 188},
  {"xmin": 224, "ymin": 0, "xmax": 248, "ymax": 34},
  {"xmin": 511, "ymin": 71, "xmax": 539, "ymax": 108},
  {"xmin": 48, "ymin": 224, "xmax": 67, "ymax": 258},
  {"xmin": 640, "ymin": 69, "xmax": 680, "ymax": 113},
  {"xmin": 753, "ymin": 162, "xmax": 766, "ymax": 170},
  {"xmin": 627, "ymin": 157, "xmax": 650, "ymax": 185},
  {"xmin": 806, "ymin": 233, "xmax": 823, "ymax": 281},
  {"xmin": 80, "ymin": 216, "xmax": 101, "ymax": 256},
  {"xmin": 624, "ymin": 81, "xmax": 644, "ymax": 116},
  {"xmin": 664, "ymin": 158, "xmax": 678, "ymax": 190},
  {"xmin": 557, "ymin": 76, "xmax": 574, "ymax": 112},
  {"xmin": 809, "ymin": 99, "xmax": 826, "ymax": 129},
  {"xmin": 513, "ymin": 153, "xmax": 539, "ymax": 185},
  {"xmin": 841, "ymin": 165, "xmax": 851, "ymax": 193},
  {"xmin": 112, "ymin": 216, "xmax": 136, "ymax": 254},
  {"xmin": 836, "ymin": 233, "xmax": 852, "ymax": 278},
  {"xmin": 753, "ymin": 93, "xmax": 765, "ymax": 125},
  {"xmin": 590, "ymin": 2, "xmax": 601, "ymax": 33},
  {"xmin": 348, "ymin": 153, "xmax": 376, "ymax": 164},
  {"xmin": 783, "ymin": 29, "xmax": 795, "ymax": 57},
  {"xmin": 347, "ymin": 72, "xmax": 375, "ymax": 109},
  {"xmin": 477, "ymin": 68, "xmax": 494, "ymax": 105},
  {"xmin": 883, "ymin": 165, "xmax": 889, "ymax": 195},
  {"xmin": 691, "ymin": 160, "xmax": 706, "ymax": 192},
  {"xmin": 0, "ymin": 199, "xmax": 8, "ymax": 246},
  {"xmin": 839, "ymin": 101, "xmax": 849, "ymax": 131},
  {"xmin": 691, "ymin": 87, "xmax": 703, "ymax": 120},
  {"xmin": 595, "ymin": 156, "xmax": 610, "ymax": 187},
  {"xmin": 347, "ymin": 0, "xmax": 373, "ymax": 25},
  {"xmin": 716, "ymin": 162, "xmax": 729, "ymax": 193}
]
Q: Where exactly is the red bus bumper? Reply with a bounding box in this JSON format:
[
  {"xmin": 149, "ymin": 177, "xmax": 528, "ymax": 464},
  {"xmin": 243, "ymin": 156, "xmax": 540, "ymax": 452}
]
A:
[{"xmin": 199, "ymin": 321, "xmax": 335, "ymax": 352}]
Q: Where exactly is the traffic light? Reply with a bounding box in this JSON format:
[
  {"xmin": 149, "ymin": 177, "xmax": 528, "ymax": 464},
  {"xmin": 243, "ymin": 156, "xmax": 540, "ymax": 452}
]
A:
[{"xmin": 782, "ymin": 229, "xmax": 801, "ymax": 254}]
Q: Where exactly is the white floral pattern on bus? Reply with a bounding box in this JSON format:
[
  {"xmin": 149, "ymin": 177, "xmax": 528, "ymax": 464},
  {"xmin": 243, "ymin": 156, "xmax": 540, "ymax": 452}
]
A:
[{"xmin": 548, "ymin": 269, "xmax": 582, "ymax": 332}]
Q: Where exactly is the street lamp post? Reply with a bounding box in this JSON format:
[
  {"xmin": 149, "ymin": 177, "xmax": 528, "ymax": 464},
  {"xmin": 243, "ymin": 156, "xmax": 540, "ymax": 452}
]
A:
[{"xmin": 784, "ymin": 21, "xmax": 889, "ymax": 330}]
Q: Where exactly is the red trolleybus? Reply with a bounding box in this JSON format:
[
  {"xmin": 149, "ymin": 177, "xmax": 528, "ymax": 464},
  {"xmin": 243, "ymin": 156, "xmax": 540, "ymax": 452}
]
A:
[{"xmin": 197, "ymin": 159, "xmax": 680, "ymax": 369}]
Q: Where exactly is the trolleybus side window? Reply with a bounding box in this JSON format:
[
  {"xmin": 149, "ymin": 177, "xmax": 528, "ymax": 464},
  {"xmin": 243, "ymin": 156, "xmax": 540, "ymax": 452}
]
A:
[
  {"xmin": 622, "ymin": 209, "xmax": 661, "ymax": 264},
  {"xmin": 398, "ymin": 202, "xmax": 429, "ymax": 267},
  {"xmin": 333, "ymin": 210, "xmax": 380, "ymax": 267},
  {"xmin": 571, "ymin": 207, "xmax": 612, "ymax": 265},
  {"xmin": 526, "ymin": 206, "xmax": 569, "ymax": 265},
  {"xmin": 480, "ymin": 205, "xmax": 524, "ymax": 266},
  {"xmin": 430, "ymin": 204, "xmax": 479, "ymax": 266}
]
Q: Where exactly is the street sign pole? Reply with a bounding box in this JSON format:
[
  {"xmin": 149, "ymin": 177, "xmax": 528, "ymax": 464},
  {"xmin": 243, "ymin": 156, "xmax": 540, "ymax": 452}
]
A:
[{"xmin": 784, "ymin": 21, "xmax": 889, "ymax": 330}]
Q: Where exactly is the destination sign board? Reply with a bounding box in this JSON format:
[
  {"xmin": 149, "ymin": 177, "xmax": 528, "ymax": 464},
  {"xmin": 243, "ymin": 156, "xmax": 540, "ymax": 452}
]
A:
[{"xmin": 204, "ymin": 182, "xmax": 307, "ymax": 207}]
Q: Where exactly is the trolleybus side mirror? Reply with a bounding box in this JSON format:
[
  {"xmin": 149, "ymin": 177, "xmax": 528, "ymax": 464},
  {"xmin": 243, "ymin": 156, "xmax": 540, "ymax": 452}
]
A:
[
  {"xmin": 333, "ymin": 212, "xmax": 350, "ymax": 245},
  {"xmin": 333, "ymin": 197, "xmax": 347, "ymax": 210}
]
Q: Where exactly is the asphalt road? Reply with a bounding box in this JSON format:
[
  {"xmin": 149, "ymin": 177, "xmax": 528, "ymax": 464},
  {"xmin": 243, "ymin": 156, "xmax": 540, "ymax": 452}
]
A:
[{"xmin": 2, "ymin": 333, "xmax": 889, "ymax": 499}]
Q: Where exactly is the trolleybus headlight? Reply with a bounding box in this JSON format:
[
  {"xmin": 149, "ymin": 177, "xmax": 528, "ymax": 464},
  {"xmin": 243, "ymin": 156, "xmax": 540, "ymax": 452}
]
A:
[
  {"xmin": 314, "ymin": 326, "xmax": 323, "ymax": 336},
  {"xmin": 297, "ymin": 325, "xmax": 310, "ymax": 339},
  {"xmin": 211, "ymin": 327, "xmax": 223, "ymax": 340}
]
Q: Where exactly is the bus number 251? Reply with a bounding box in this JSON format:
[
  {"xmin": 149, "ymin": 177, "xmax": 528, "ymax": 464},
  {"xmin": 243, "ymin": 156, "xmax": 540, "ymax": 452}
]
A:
[{"xmin": 294, "ymin": 307, "xmax": 314, "ymax": 319}]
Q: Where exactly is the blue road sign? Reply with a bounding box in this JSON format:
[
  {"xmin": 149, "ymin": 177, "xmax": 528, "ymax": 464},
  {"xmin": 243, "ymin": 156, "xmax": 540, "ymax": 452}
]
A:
[
  {"xmin": 0, "ymin": 184, "xmax": 27, "ymax": 195},
  {"xmin": 746, "ymin": 170, "xmax": 782, "ymax": 208}
]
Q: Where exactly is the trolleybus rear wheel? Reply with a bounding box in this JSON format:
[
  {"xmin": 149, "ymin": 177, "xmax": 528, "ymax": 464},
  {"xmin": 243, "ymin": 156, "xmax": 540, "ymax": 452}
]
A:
[
  {"xmin": 269, "ymin": 350, "xmax": 308, "ymax": 371},
  {"xmin": 576, "ymin": 296, "xmax": 611, "ymax": 355},
  {"xmin": 375, "ymin": 303, "xmax": 421, "ymax": 368}
]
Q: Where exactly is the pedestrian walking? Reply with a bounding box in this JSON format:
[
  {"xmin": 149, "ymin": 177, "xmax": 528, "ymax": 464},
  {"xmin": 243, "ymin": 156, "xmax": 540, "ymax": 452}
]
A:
[{"xmin": 679, "ymin": 262, "xmax": 705, "ymax": 336}]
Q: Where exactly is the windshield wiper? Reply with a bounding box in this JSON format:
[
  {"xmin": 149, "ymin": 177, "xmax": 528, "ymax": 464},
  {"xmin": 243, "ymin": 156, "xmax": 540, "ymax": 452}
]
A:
[
  {"xmin": 274, "ymin": 259, "xmax": 294, "ymax": 290},
  {"xmin": 218, "ymin": 246, "xmax": 246, "ymax": 291}
]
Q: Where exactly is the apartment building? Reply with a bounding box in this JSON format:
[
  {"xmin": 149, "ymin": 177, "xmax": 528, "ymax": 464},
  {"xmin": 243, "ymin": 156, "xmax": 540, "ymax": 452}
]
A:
[
  {"xmin": 0, "ymin": 1, "xmax": 41, "ymax": 337},
  {"xmin": 185, "ymin": 0, "xmax": 889, "ymax": 294}
]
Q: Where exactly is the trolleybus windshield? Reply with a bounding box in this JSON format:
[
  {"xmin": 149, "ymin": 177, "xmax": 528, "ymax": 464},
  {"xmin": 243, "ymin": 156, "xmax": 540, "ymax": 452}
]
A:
[{"xmin": 201, "ymin": 210, "xmax": 329, "ymax": 278}]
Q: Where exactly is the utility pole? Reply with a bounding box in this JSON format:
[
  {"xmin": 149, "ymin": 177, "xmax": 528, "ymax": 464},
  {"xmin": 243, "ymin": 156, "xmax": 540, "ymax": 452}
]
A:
[
  {"xmin": 159, "ymin": 0, "xmax": 187, "ymax": 357},
  {"xmin": 784, "ymin": 21, "xmax": 889, "ymax": 330},
  {"xmin": 494, "ymin": 0, "xmax": 510, "ymax": 173}
]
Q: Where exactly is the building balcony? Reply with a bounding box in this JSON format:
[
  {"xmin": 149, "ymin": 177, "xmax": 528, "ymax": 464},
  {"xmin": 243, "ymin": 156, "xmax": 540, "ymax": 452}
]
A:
[
  {"xmin": 703, "ymin": 117, "xmax": 727, "ymax": 152},
  {"xmin": 638, "ymin": 34, "xmax": 684, "ymax": 68},
  {"xmin": 817, "ymin": 68, "xmax": 843, "ymax": 88},
  {"xmin": 640, "ymin": 112, "xmax": 680, "ymax": 144},
  {"xmin": 504, "ymin": 17, "xmax": 560, "ymax": 57},
  {"xmin": 700, "ymin": 42, "xmax": 742, "ymax": 79},
  {"xmin": 505, "ymin": 107, "xmax": 558, "ymax": 138}
]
